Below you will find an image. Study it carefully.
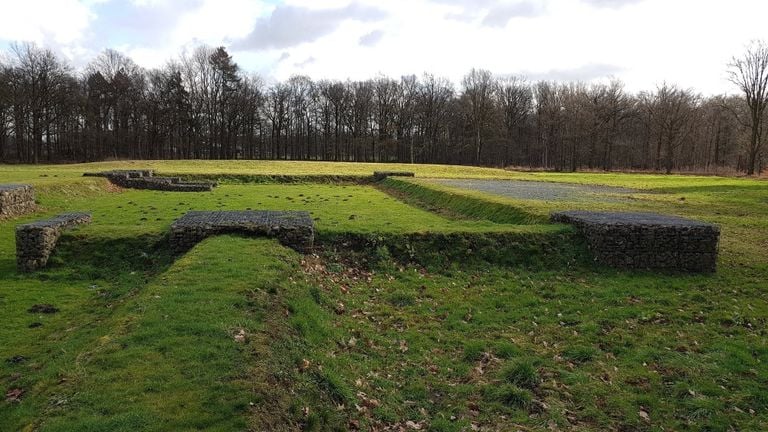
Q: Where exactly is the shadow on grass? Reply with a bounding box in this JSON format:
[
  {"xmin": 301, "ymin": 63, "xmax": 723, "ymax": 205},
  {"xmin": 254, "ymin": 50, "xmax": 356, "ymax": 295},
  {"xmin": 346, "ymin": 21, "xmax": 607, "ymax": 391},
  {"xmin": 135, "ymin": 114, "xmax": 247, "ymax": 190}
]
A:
[{"xmin": 38, "ymin": 233, "xmax": 176, "ymax": 297}]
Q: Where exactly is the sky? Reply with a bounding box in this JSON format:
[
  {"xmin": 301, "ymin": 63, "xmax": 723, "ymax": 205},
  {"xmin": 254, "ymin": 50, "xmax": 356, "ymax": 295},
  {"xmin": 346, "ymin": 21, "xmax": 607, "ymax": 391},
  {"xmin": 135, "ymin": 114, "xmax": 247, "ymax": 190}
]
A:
[{"xmin": 0, "ymin": 0, "xmax": 766, "ymax": 94}]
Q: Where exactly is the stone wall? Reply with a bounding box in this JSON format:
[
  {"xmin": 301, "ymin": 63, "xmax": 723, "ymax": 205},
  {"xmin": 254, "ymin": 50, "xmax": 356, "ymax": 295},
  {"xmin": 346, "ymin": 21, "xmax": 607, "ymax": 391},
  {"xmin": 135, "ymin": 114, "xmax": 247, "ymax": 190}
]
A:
[
  {"xmin": 85, "ymin": 170, "xmax": 216, "ymax": 192},
  {"xmin": 170, "ymin": 210, "xmax": 314, "ymax": 253},
  {"xmin": 0, "ymin": 184, "xmax": 36, "ymax": 218},
  {"xmin": 373, "ymin": 171, "xmax": 415, "ymax": 181},
  {"xmin": 16, "ymin": 212, "xmax": 92, "ymax": 272},
  {"xmin": 551, "ymin": 210, "xmax": 719, "ymax": 273}
]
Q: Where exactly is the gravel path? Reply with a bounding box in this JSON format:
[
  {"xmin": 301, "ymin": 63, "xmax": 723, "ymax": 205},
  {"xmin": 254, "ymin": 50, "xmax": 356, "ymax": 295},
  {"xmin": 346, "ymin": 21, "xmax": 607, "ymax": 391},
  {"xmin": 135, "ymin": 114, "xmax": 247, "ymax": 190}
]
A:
[{"xmin": 433, "ymin": 179, "xmax": 636, "ymax": 202}]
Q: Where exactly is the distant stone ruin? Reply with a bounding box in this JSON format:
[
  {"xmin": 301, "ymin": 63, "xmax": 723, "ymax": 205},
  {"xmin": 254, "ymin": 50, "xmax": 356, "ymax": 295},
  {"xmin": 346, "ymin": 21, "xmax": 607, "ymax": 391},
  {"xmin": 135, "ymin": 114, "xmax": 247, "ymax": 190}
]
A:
[
  {"xmin": 0, "ymin": 184, "xmax": 35, "ymax": 217},
  {"xmin": 373, "ymin": 171, "xmax": 415, "ymax": 181},
  {"xmin": 16, "ymin": 212, "xmax": 92, "ymax": 272},
  {"xmin": 551, "ymin": 211, "xmax": 719, "ymax": 272},
  {"xmin": 170, "ymin": 210, "xmax": 314, "ymax": 253},
  {"xmin": 85, "ymin": 170, "xmax": 216, "ymax": 192}
]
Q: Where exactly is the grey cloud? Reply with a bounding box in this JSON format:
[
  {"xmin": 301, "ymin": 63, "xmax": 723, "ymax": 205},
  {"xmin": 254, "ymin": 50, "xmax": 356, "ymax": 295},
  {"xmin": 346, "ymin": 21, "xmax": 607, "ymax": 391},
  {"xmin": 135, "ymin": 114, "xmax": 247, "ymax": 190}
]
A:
[
  {"xmin": 278, "ymin": 52, "xmax": 291, "ymax": 62},
  {"xmin": 526, "ymin": 63, "xmax": 625, "ymax": 82},
  {"xmin": 232, "ymin": 3, "xmax": 387, "ymax": 51},
  {"xmin": 359, "ymin": 30, "xmax": 384, "ymax": 47}
]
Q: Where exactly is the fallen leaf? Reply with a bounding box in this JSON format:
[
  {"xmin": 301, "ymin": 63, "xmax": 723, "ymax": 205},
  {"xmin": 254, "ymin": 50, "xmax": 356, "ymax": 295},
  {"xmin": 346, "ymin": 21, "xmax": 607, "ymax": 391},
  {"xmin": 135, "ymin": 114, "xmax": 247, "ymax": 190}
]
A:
[
  {"xmin": 5, "ymin": 388, "xmax": 24, "ymax": 402},
  {"xmin": 639, "ymin": 409, "xmax": 650, "ymax": 422}
]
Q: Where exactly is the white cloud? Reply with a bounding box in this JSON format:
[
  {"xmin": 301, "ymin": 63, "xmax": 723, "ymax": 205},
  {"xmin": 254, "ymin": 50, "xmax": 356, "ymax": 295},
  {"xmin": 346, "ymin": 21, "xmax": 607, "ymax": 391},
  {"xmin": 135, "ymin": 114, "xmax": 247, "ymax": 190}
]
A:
[
  {"xmin": 171, "ymin": 0, "xmax": 268, "ymax": 45},
  {"xmin": 0, "ymin": 0, "xmax": 94, "ymax": 44}
]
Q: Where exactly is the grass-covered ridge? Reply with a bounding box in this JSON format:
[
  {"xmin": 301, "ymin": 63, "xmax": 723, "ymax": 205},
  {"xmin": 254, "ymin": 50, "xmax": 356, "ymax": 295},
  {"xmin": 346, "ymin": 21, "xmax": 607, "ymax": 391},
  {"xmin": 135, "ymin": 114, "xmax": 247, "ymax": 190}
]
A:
[
  {"xmin": 378, "ymin": 177, "xmax": 545, "ymax": 224},
  {"xmin": 1, "ymin": 161, "xmax": 767, "ymax": 431}
]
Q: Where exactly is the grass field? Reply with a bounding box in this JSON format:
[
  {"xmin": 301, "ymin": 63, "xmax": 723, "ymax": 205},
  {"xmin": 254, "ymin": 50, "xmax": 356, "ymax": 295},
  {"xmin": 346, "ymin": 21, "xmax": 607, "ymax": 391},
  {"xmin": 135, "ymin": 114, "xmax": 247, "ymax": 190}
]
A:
[{"xmin": 1, "ymin": 161, "xmax": 766, "ymax": 431}]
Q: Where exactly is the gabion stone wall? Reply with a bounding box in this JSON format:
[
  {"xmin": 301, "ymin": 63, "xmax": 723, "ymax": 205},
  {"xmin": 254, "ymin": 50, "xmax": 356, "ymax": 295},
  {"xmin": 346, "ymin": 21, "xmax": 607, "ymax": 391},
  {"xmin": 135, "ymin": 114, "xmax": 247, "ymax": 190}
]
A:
[
  {"xmin": 16, "ymin": 212, "xmax": 92, "ymax": 272},
  {"xmin": 551, "ymin": 210, "xmax": 719, "ymax": 273},
  {"xmin": 170, "ymin": 210, "xmax": 314, "ymax": 253},
  {"xmin": 373, "ymin": 171, "xmax": 415, "ymax": 181},
  {"xmin": 85, "ymin": 170, "xmax": 216, "ymax": 192},
  {"xmin": 0, "ymin": 184, "xmax": 36, "ymax": 217}
]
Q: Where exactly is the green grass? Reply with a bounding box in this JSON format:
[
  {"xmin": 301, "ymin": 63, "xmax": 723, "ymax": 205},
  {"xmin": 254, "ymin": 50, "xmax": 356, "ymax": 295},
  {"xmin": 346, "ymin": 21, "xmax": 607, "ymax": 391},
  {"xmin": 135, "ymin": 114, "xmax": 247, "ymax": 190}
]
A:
[{"xmin": 1, "ymin": 161, "xmax": 767, "ymax": 431}]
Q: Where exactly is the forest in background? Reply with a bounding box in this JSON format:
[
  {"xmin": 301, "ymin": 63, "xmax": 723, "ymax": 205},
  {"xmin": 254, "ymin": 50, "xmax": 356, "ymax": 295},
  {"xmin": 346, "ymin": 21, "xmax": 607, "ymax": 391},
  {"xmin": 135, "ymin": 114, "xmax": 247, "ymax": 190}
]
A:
[{"xmin": 1, "ymin": 42, "xmax": 766, "ymax": 174}]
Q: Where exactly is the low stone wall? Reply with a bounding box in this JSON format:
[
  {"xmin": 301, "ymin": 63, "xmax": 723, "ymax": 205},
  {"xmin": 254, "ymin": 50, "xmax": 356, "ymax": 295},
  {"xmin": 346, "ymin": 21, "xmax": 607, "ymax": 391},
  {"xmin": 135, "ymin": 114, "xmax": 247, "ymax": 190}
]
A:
[
  {"xmin": 373, "ymin": 171, "xmax": 415, "ymax": 181},
  {"xmin": 85, "ymin": 170, "xmax": 216, "ymax": 192},
  {"xmin": 551, "ymin": 210, "xmax": 719, "ymax": 273},
  {"xmin": 16, "ymin": 212, "xmax": 92, "ymax": 272},
  {"xmin": 170, "ymin": 210, "xmax": 314, "ymax": 253},
  {"xmin": 0, "ymin": 184, "xmax": 36, "ymax": 218}
]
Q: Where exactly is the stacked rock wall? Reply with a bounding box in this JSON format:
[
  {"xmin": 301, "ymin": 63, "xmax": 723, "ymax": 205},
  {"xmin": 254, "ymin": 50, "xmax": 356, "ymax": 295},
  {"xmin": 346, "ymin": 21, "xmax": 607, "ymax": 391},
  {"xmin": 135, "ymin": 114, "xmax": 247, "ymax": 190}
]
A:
[
  {"xmin": 86, "ymin": 170, "xmax": 216, "ymax": 192},
  {"xmin": 0, "ymin": 184, "xmax": 36, "ymax": 217},
  {"xmin": 551, "ymin": 211, "xmax": 719, "ymax": 272},
  {"xmin": 373, "ymin": 171, "xmax": 415, "ymax": 181},
  {"xmin": 16, "ymin": 212, "xmax": 92, "ymax": 272},
  {"xmin": 170, "ymin": 210, "xmax": 314, "ymax": 253}
]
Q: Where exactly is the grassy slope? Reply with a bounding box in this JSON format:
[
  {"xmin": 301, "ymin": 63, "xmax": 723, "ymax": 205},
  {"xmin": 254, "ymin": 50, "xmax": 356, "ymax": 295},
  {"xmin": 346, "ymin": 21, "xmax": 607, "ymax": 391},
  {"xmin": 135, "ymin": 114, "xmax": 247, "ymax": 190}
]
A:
[{"xmin": 1, "ymin": 162, "xmax": 767, "ymax": 431}]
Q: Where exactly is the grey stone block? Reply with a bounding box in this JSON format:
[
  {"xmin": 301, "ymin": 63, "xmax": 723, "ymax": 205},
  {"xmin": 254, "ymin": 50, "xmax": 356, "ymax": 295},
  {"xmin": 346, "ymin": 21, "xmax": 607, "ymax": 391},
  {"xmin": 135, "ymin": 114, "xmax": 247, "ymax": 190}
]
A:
[
  {"xmin": 16, "ymin": 212, "xmax": 92, "ymax": 272},
  {"xmin": 373, "ymin": 171, "xmax": 415, "ymax": 181},
  {"xmin": 85, "ymin": 170, "xmax": 216, "ymax": 192},
  {"xmin": 0, "ymin": 184, "xmax": 36, "ymax": 218},
  {"xmin": 170, "ymin": 210, "xmax": 314, "ymax": 253},
  {"xmin": 551, "ymin": 210, "xmax": 719, "ymax": 273}
]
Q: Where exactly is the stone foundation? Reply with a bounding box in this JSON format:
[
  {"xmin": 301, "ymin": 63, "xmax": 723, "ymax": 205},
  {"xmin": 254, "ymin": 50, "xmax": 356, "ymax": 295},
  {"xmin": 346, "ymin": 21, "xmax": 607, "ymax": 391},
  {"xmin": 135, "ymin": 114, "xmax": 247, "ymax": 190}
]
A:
[
  {"xmin": 170, "ymin": 210, "xmax": 314, "ymax": 253},
  {"xmin": 0, "ymin": 184, "xmax": 35, "ymax": 217},
  {"xmin": 16, "ymin": 212, "xmax": 92, "ymax": 272},
  {"xmin": 551, "ymin": 211, "xmax": 719, "ymax": 273},
  {"xmin": 85, "ymin": 170, "xmax": 216, "ymax": 192},
  {"xmin": 373, "ymin": 171, "xmax": 415, "ymax": 181}
]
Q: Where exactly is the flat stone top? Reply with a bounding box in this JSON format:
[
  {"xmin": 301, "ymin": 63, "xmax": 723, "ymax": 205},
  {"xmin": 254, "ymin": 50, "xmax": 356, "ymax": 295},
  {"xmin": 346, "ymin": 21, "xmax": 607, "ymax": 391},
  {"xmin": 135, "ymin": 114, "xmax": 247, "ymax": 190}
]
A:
[
  {"xmin": 553, "ymin": 210, "xmax": 718, "ymax": 229},
  {"xmin": 18, "ymin": 212, "xmax": 92, "ymax": 229},
  {"xmin": 0, "ymin": 184, "xmax": 32, "ymax": 191},
  {"xmin": 85, "ymin": 170, "xmax": 153, "ymax": 177},
  {"xmin": 374, "ymin": 171, "xmax": 415, "ymax": 176},
  {"xmin": 172, "ymin": 210, "xmax": 313, "ymax": 229}
]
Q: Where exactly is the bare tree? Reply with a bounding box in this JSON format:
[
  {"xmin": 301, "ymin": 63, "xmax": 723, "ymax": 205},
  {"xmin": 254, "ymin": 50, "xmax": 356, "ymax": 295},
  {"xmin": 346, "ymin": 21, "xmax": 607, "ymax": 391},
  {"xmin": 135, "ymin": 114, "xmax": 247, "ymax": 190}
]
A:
[
  {"xmin": 496, "ymin": 76, "xmax": 532, "ymax": 165},
  {"xmin": 728, "ymin": 40, "xmax": 768, "ymax": 175},
  {"xmin": 462, "ymin": 69, "xmax": 495, "ymax": 164},
  {"xmin": 645, "ymin": 84, "xmax": 700, "ymax": 174}
]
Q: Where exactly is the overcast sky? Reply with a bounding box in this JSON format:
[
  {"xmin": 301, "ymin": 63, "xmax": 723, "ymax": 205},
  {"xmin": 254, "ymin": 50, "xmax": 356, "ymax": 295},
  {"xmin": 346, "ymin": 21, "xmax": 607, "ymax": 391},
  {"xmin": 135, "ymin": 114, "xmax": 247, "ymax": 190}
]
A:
[{"xmin": 0, "ymin": 0, "xmax": 766, "ymax": 94}]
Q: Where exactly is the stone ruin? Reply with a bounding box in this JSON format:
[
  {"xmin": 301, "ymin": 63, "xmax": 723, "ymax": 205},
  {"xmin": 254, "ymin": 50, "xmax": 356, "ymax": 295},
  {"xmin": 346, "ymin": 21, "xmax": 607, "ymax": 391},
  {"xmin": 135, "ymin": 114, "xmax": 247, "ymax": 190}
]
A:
[
  {"xmin": 0, "ymin": 184, "xmax": 36, "ymax": 217},
  {"xmin": 373, "ymin": 171, "xmax": 415, "ymax": 181},
  {"xmin": 551, "ymin": 210, "xmax": 719, "ymax": 273},
  {"xmin": 16, "ymin": 212, "xmax": 92, "ymax": 272},
  {"xmin": 170, "ymin": 210, "xmax": 314, "ymax": 253},
  {"xmin": 85, "ymin": 170, "xmax": 217, "ymax": 192}
]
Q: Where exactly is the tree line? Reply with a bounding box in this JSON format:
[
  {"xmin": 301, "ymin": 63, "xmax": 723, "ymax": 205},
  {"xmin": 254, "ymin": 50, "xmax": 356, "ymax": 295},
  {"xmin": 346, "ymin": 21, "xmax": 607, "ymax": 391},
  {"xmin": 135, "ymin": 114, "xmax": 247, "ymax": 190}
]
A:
[{"xmin": 1, "ymin": 41, "xmax": 766, "ymax": 174}]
